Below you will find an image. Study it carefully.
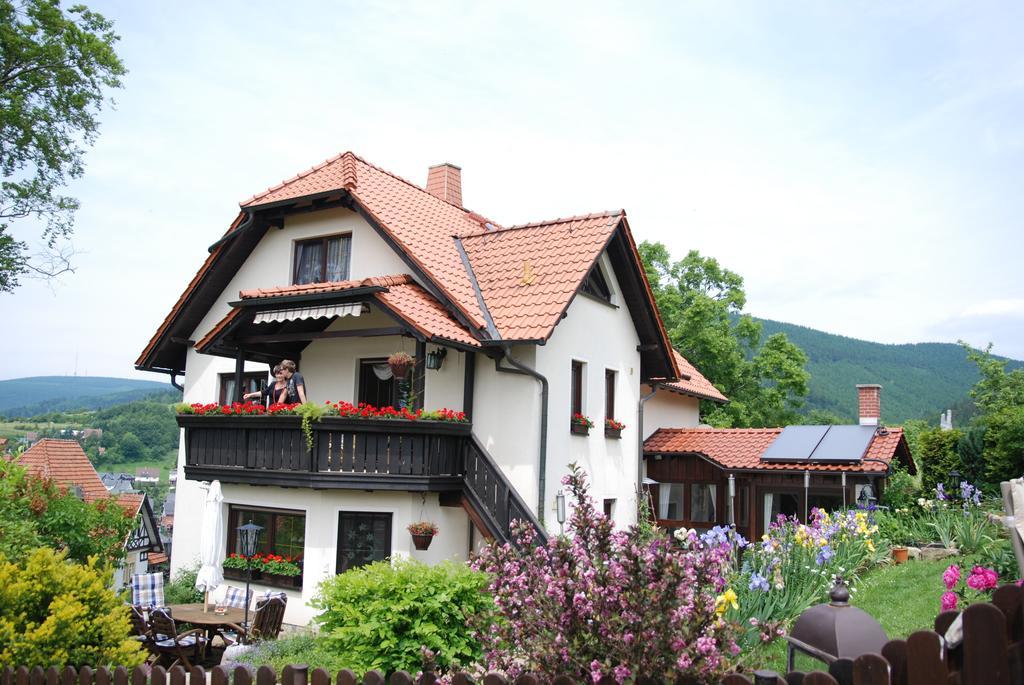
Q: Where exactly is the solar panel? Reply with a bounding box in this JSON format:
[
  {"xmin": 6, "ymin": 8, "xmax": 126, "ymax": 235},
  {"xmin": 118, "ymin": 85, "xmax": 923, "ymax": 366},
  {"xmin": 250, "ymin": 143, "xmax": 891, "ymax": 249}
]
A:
[
  {"xmin": 811, "ymin": 425, "xmax": 875, "ymax": 463},
  {"xmin": 761, "ymin": 425, "xmax": 829, "ymax": 462}
]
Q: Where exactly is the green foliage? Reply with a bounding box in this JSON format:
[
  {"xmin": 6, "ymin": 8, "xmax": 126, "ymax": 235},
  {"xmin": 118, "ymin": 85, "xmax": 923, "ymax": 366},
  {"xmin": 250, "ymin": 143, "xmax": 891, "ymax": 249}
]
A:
[
  {"xmin": 639, "ymin": 242, "xmax": 809, "ymax": 428},
  {"xmin": 0, "ymin": 459, "xmax": 133, "ymax": 566},
  {"xmin": 312, "ymin": 559, "xmax": 493, "ymax": 674},
  {"xmin": 164, "ymin": 562, "xmax": 204, "ymax": 605},
  {"xmin": 0, "ymin": 548, "xmax": 143, "ymax": 667},
  {"xmin": 236, "ymin": 633, "xmax": 352, "ymax": 674},
  {"xmin": 960, "ymin": 343, "xmax": 1024, "ymax": 485},
  {"xmin": 0, "ymin": 0, "xmax": 126, "ymax": 291},
  {"xmin": 917, "ymin": 428, "xmax": 962, "ymax": 492},
  {"xmin": 295, "ymin": 402, "xmax": 325, "ymax": 452},
  {"xmin": 882, "ymin": 466, "xmax": 919, "ymax": 511},
  {"xmin": 757, "ymin": 320, "xmax": 1023, "ymax": 424}
]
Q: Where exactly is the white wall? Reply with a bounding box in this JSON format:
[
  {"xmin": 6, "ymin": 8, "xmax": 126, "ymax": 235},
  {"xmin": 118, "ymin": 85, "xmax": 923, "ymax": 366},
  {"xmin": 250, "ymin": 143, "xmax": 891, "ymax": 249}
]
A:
[
  {"xmin": 642, "ymin": 388, "xmax": 701, "ymax": 438},
  {"xmin": 170, "ymin": 482, "xmax": 471, "ymax": 626}
]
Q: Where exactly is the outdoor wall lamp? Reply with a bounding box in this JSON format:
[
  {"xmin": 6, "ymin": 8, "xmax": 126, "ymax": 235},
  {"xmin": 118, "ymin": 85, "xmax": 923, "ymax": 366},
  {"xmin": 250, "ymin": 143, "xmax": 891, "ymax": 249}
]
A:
[
  {"xmin": 236, "ymin": 520, "xmax": 264, "ymax": 641},
  {"xmin": 555, "ymin": 489, "xmax": 566, "ymax": 535},
  {"xmin": 727, "ymin": 474, "xmax": 736, "ymax": 526},
  {"xmin": 425, "ymin": 348, "xmax": 447, "ymax": 370}
]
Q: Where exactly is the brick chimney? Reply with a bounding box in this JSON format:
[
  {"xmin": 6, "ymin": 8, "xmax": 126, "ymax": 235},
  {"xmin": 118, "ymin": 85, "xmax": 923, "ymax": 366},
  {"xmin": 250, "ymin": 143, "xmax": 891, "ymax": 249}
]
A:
[
  {"xmin": 425, "ymin": 163, "xmax": 462, "ymax": 206},
  {"xmin": 856, "ymin": 384, "xmax": 882, "ymax": 426}
]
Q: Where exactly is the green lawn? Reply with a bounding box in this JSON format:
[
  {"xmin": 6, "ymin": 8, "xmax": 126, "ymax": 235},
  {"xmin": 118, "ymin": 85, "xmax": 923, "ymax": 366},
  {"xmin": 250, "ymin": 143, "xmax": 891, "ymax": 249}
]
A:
[
  {"xmin": 93, "ymin": 454, "xmax": 177, "ymax": 482},
  {"xmin": 743, "ymin": 558, "xmax": 951, "ymax": 673}
]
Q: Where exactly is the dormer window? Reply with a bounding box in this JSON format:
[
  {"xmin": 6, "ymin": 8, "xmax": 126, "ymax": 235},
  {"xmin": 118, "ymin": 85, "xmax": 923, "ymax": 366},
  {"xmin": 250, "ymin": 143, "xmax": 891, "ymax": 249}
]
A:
[
  {"xmin": 581, "ymin": 263, "xmax": 612, "ymax": 302},
  {"xmin": 294, "ymin": 234, "xmax": 351, "ymax": 285}
]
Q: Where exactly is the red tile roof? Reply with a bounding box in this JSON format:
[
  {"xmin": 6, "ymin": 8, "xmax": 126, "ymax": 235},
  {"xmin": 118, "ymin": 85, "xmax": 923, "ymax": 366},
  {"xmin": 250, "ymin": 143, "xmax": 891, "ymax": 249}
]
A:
[
  {"xmin": 238, "ymin": 274, "xmax": 412, "ymax": 299},
  {"xmin": 148, "ymin": 551, "xmax": 169, "ymax": 565},
  {"xmin": 654, "ymin": 350, "xmax": 729, "ymax": 403},
  {"xmin": 459, "ymin": 212, "xmax": 622, "ymax": 340},
  {"xmin": 644, "ymin": 426, "xmax": 906, "ymax": 473},
  {"xmin": 117, "ymin": 492, "xmax": 144, "ymax": 516},
  {"xmin": 18, "ymin": 439, "xmax": 111, "ymax": 501}
]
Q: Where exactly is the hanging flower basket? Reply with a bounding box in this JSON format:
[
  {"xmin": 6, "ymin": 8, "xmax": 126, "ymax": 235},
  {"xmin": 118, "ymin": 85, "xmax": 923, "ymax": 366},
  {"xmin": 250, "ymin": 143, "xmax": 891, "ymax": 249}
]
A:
[{"xmin": 408, "ymin": 521, "xmax": 438, "ymax": 550}]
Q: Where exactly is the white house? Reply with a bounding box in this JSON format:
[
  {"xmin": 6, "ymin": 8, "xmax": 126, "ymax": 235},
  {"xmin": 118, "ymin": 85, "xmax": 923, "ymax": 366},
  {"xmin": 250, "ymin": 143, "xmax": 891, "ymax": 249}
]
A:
[{"xmin": 136, "ymin": 154, "xmax": 723, "ymax": 623}]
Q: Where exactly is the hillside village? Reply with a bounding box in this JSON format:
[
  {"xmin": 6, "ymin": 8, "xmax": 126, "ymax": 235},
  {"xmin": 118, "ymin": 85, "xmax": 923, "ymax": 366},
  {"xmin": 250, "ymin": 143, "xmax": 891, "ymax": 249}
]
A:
[{"xmin": 3, "ymin": 3, "xmax": 1024, "ymax": 684}]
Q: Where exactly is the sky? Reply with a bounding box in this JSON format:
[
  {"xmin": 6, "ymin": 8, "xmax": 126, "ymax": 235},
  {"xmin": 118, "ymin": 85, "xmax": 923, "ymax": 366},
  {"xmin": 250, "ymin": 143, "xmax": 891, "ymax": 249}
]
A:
[{"xmin": 3, "ymin": 0, "xmax": 1023, "ymax": 381}]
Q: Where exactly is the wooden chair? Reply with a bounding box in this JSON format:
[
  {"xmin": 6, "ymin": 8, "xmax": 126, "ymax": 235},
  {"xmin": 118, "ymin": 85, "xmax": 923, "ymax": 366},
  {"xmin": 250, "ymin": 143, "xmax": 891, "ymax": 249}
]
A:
[
  {"xmin": 148, "ymin": 607, "xmax": 208, "ymax": 669},
  {"xmin": 127, "ymin": 605, "xmax": 159, "ymax": 664},
  {"xmin": 220, "ymin": 596, "xmax": 287, "ymax": 645}
]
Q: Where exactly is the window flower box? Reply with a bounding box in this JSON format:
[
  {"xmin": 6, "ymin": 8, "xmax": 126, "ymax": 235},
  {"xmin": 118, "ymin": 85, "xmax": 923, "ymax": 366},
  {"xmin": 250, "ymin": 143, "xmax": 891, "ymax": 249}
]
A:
[
  {"xmin": 605, "ymin": 418, "xmax": 625, "ymax": 439},
  {"xmin": 571, "ymin": 413, "xmax": 593, "ymax": 436}
]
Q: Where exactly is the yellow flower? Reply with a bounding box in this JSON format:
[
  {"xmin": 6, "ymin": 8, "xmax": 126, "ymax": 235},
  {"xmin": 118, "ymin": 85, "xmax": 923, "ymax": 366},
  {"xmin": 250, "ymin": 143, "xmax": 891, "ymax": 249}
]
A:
[
  {"xmin": 715, "ymin": 588, "xmax": 739, "ymax": 615},
  {"xmin": 866, "ymin": 539, "xmax": 875, "ymax": 552}
]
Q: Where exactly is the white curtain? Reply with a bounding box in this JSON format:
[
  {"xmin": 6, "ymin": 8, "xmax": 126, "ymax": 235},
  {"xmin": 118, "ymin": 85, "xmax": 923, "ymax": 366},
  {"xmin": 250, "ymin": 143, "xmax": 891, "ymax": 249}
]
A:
[
  {"xmin": 691, "ymin": 484, "xmax": 717, "ymax": 522},
  {"xmin": 372, "ymin": 364, "xmax": 393, "ymax": 381},
  {"xmin": 296, "ymin": 242, "xmax": 323, "ymax": 284},
  {"xmin": 763, "ymin": 493, "xmax": 774, "ymax": 535}
]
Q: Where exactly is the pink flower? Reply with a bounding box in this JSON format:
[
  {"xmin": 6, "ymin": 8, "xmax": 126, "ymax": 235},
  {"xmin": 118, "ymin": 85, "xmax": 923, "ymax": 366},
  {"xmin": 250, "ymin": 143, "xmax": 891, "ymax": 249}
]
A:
[
  {"xmin": 941, "ymin": 591, "xmax": 958, "ymax": 611},
  {"xmin": 966, "ymin": 566, "xmax": 998, "ymax": 591},
  {"xmin": 943, "ymin": 564, "xmax": 960, "ymax": 590}
]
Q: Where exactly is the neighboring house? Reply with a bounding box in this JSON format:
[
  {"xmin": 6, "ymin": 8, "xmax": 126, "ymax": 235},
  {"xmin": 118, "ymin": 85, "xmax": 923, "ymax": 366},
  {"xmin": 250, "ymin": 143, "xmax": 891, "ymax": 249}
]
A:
[
  {"xmin": 100, "ymin": 472, "xmax": 136, "ymax": 494},
  {"xmin": 136, "ymin": 153, "xmax": 720, "ymax": 624},
  {"xmin": 83, "ymin": 428, "xmax": 103, "ymax": 440},
  {"xmin": 24, "ymin": 432, "xmax": 39, "ymax": 444},
  {"xmin": 135, "ymin": 467, "xmax": 161, "ymax": 484},
  {"xmin": 643, "ymin": 385, "xmax": 915, "ymax": 540},
  {"xmin": 161, "ymin": 492, "xmax": 175, "ymax": 532},
  {"xmin": 17, "ymin": 439, "xmax": 163, "ymax": 587}
]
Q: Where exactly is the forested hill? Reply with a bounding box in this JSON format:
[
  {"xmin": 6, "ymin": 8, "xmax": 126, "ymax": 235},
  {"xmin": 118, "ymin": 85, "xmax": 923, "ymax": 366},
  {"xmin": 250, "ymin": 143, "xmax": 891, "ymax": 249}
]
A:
[
  {"xmin": 0, "ymin": 376, "xmax": 173, "ymax": 417},
  {"xmin": 756, "ymin": 318, "xmax": 1024, "ymax": 424}
]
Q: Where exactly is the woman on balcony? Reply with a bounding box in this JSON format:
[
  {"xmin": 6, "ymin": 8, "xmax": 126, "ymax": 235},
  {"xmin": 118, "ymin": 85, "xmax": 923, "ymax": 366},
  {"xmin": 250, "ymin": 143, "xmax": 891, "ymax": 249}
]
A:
[{"xmin": 243, "ymin": 365, "xmax": 289, "ymax": 406}]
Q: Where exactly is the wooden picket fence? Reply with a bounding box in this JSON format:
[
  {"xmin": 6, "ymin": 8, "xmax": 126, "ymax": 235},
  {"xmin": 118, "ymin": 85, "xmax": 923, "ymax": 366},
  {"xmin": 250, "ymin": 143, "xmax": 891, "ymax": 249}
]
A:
[
  {"xmin": 723, "ymin": 583, "xmax": 1024, "ymax": 685},
  {"xmin": 2, "ymin": 585, "xmax": 1022, "ymax": 685}
]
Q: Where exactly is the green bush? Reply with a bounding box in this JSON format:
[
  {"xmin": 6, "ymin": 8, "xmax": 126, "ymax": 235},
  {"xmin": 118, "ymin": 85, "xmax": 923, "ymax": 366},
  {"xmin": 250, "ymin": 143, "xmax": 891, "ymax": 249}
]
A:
[
  {"xmin": 0, "ymin": 548, "xmax": 144, "ymax": 668},
  {"xmin": 311, "ymin": 559, "xmax": 493, "ymax": 675},
  {"xmin": 882, "ymin": 467, "xmax": 919, "ymax": 511},
  {"xmin": 164, "ymin": 561, "xmax": 204, "ymax": 605},
  {"xmin": 917, "ymin": 428, "xmax": 962, "ymax": 492}
]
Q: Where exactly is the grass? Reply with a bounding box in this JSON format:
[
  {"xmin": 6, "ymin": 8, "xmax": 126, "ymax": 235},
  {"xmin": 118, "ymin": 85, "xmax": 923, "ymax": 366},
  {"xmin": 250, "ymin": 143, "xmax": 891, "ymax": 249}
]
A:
[
  {"xmin": 93, "ymin": 454, "xmax": 177, "ymax": 482},
  {"xmin": 741, "ymin": 558, "xmax": 952, "ymax": 673}
]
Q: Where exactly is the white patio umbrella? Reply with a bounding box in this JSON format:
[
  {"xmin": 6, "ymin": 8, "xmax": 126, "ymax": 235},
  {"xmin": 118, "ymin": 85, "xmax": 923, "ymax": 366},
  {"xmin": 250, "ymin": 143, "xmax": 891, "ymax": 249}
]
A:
[{"xmin": 194, "ymin": 480, "xmax": 226, "ymax": 612}]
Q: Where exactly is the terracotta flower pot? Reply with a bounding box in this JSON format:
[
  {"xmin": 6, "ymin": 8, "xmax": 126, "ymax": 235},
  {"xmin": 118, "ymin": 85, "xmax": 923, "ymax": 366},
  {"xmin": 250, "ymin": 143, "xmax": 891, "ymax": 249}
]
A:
[
  {"xmin": 892, "ymin": 546, "xmax": 909, "ymax": 564},
  {"xmin": 411, "ymin": 533, "xmax": 435, "ymax": 551}
]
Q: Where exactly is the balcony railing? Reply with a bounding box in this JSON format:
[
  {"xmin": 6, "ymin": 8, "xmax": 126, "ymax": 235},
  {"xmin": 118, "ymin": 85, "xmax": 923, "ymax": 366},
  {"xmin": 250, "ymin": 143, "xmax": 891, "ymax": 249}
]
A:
[
  {"xmin": 178, "ymin": 414, "xmax": 545, "ymax": 544},
  {"xmin": 180, "ymin": 414, "xmax": 469, "ymax": 491}
]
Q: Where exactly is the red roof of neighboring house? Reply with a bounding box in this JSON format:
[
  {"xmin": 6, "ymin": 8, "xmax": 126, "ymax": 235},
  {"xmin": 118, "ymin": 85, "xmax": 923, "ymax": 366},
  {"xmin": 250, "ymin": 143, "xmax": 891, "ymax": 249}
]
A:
[
  {"xmin": 18, "ymin": 439, "xmax": 110, "ymax": 501},
  {"xmin": 148, "ymin": 551, "xmax": 169, "ymax": 565},
  {"xmin": 653, "ymin": 350, "xmax": 729, "ymax": 403},
  {"xmin": 644, "ymin": 426, "xmax": 908, "ymax": 473},
  {"xmin": 117, "ymin": 492, "xmax": 144, "ymax": 516}
]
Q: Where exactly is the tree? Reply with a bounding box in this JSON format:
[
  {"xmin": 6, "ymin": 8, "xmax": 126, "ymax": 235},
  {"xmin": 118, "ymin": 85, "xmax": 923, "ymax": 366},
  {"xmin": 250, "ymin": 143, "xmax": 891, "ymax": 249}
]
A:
[
  {"xmin": 639, "ymin": 241, "xmax": 809, "ymax": 427},
  {"xmin": 117, "ymin": 431, "xmax": 145, "ymax": 461},
  {"xmin": 0, "ymin": 0, "xmax": 126, "ymax": 292},
  {"xmin": 963, "ymin": 343, "xmax": 1024, "ymax": 484},
  {"xmin": 0, "ymin": 458, "xmax": 134, "ymax": 565}
]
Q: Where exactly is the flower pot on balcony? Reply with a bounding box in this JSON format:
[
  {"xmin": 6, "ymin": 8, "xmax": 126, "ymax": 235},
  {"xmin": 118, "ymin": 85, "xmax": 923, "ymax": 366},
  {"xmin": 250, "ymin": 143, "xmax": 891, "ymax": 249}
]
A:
[
  {"xmin": 264, "ymin": 573, "xmax": 302, "ymax": 588},
  {"xmin": 605, "ymin": 427, "xmax": 622, "ymax": 439},
  {"xmin": 570, "ymin": 423, "xmax": 590, "ymax": 436},
  {"xmin": 411, "ymin": 533, "xmax": 435, "ymax": 551},
  {"xmin": 224, "ymin": 567, "xmax": 262, "ymax": 582}
]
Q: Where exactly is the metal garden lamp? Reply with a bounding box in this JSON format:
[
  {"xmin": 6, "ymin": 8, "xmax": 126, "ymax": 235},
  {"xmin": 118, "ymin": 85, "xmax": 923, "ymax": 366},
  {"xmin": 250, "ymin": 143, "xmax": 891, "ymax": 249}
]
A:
[
  {"xmin": 237, "ymin": 520, "xmax": 264, "ymax": 641},
  {"xmin": 555, "ymin": 489, "xmax": 566, "ymax": 535}
]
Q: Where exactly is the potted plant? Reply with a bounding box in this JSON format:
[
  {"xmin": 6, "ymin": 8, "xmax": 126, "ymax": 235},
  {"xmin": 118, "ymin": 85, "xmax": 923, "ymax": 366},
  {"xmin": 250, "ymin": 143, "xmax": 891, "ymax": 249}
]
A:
[
  {"xmin": 223, "ymin": 552, "xmax": 263, "ymax": 581},
  {"xmin": 259, "ymin": 553, "xmax": 303, "ymax": 588},
  {"xmin": 571, "ymin": 413, "xmax": 593, "ymax": 436},
  {"xmin": 605, "ymin": 418, "xmax": 625, "ymax": 439},
  {"xmin": 388, "ymin": 352, "xmax": 416, "ymax": 409},
  {"xmin": 408, "ymin": 521, "xmax": 439, "ymax": 550}
]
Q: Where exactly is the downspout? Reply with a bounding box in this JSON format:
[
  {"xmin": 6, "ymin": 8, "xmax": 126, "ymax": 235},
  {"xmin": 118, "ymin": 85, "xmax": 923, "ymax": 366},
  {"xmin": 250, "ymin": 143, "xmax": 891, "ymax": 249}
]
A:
[
  {"xmin": 169, "ymin": 373, "xmax": 184, "ymax": 393},
  {"xmin": 494, "ymin": 347, "xmax": 549, "ymax": 525},
  {"xmin": 637, "ymin": 385, "xmax": 657, "ymax": 516},
  {"xmin": 207, "ymin": 210, "xmax": 256, "ymax": 253}
]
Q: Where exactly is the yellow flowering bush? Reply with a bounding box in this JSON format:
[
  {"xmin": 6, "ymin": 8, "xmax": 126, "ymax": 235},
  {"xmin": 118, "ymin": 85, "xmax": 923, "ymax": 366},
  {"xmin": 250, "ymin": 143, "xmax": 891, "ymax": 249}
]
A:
[{"xmin": 0, "ymin": 548, "xmax": 143, "ymax": 668}]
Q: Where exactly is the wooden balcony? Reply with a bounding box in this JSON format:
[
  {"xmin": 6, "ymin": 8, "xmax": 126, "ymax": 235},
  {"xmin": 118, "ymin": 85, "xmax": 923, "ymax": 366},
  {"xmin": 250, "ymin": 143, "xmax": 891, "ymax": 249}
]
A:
[{"xmin": 179, "ymin": 414, "xmax": 470, "ymax": 491}]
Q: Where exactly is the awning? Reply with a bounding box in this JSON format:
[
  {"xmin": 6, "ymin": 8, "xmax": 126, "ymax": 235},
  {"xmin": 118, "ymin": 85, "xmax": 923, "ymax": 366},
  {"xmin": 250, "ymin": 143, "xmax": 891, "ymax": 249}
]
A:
[{"xmin": 253, "ymin": 303, "xmax": 364, "ymax": 324}]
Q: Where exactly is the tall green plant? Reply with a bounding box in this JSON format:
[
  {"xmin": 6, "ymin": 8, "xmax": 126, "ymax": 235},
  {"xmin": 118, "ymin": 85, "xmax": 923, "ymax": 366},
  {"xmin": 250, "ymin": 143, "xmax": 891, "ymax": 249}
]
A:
[{"xmin": 312, "ymin": 559, "xmax": 492, "ymax": 674}]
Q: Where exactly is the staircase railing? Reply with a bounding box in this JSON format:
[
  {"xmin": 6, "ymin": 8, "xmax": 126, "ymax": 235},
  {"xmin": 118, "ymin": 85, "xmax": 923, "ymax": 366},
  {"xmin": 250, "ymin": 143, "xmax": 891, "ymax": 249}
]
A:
[{"xmin": 462, "ymin": 434, "xmax": 546, "ymax": 545}]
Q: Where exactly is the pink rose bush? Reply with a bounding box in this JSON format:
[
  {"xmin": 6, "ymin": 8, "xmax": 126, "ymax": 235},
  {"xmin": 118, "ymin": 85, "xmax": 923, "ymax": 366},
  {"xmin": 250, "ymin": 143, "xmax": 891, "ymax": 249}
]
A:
[
  {"xmin": 471, "ymin": 463, "xmax": 739, "ymax": 683},
  {"xmin": 940, "ymin": 563, "xmax": 999, "ymax": 611}
]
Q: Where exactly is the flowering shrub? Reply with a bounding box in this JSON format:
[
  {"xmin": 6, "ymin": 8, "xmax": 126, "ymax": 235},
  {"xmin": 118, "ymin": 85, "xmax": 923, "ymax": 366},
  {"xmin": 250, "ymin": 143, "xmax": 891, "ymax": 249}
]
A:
[
  {"xmin": 175, "ymin": 400, "xmax": 468, "ymax": 422},
  {"xmin": 940, "ymin": 563, "xmax": 999, "ymax": 610},
  {"xmin": 605, "ymin": 418, "xmax": 626, "ymax": 431},
  {"xmin": 571, "ymin": 413, "xmax": 594, "ymax": 428},
  {"xmin": 471, "ymin": 464, "xmax": 739, "ymax": 683}
]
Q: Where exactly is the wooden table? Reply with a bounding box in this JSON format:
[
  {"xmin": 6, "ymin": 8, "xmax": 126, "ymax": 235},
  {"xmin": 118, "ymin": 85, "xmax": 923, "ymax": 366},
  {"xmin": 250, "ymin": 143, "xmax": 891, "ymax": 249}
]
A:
[{"xmin": 166, "ymin": 603, "xmax": 246, "ymax": 643}]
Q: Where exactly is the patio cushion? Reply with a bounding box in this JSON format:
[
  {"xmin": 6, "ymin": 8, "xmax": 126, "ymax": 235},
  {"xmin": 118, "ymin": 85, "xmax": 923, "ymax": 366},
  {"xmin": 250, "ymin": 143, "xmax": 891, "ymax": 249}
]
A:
[
  {"xmin": 131, "ymin": 573, "xmax": 164, "ymax": 608},
  {"xmin": 223, "ymin": 585, "xmax": 252, "ymax": 609},
  {"xmin": 155, "ymin": 635, "xmax": 206, "ymax": 648}
]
